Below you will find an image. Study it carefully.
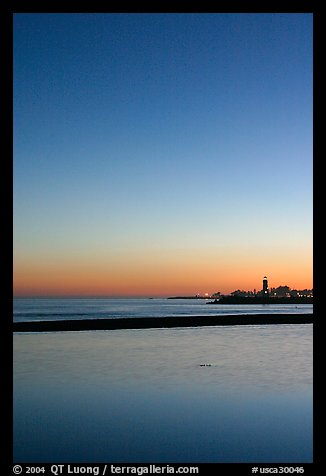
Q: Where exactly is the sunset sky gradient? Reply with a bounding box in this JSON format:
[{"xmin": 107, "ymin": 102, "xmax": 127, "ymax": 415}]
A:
[{"xmin": 13, "ymin": 13, "xmax": 313, "ymax": 296}]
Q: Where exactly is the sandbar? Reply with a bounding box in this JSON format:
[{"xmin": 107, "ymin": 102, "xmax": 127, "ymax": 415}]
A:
[{"xmin": 13, "ymin": 313, "xmax": 313, "ymax": 332}]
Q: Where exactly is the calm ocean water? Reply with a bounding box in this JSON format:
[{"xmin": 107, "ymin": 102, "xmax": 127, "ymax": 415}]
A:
[
  {"xmin": 13, "ymin": 298, "xmax": 313, "ymax": 463},
  {"xmin": 13, "ymin": 297, "xmax": 313, "ymax": 322}
]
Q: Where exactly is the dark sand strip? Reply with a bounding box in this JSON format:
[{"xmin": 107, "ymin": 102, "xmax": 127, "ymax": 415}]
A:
[{"xmin": 13, "ymin": 314, "xmax": 313, "ymax": 332}]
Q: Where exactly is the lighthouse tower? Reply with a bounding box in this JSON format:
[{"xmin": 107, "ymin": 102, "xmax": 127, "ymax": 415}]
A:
[{"xmin": 263, "ymin": 276, "xmax": 269, "ymax": 296}]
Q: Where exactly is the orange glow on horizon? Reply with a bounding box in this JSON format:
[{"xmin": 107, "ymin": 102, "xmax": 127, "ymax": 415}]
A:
[{"xmin": 13, "ymin": 247, "xmax": 313, "ymax": 297}]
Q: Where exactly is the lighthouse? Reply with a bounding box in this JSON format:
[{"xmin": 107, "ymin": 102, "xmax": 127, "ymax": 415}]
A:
[{"xmin": 263, "ymin": 276, "xmax": 269, "ymax": 296}]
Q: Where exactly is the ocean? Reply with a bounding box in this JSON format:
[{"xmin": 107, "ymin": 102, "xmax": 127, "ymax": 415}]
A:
[
  {"xmin": 13, "ymin": 297, "xmax": 313, "ymax": 322},
  {"xmin": 13, "ymin": 298, "xmax": 313, "ymax": 463}
]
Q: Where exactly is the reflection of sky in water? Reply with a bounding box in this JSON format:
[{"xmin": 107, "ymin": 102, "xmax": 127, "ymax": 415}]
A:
[{"xmin": 14, "ymin": 325, "xmax": 312, "ymax": 462}]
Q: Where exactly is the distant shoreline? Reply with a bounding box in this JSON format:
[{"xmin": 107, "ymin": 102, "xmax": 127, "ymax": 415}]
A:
[
  {"xmin": 13, "ymin": 313, "xmax": 313, "ymax": 333},
  {"xmin": 168, "ymin": 296, "xmax": 313, "ymax": 304}
]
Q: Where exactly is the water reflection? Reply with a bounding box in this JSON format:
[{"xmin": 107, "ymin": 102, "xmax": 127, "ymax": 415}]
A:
[{"xmin": 14, "ymin": 325, "xmax": 312, "ymax": 462}]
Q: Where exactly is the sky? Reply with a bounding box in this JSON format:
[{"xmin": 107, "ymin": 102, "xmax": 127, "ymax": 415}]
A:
[{"xmin": 13, "ymin": 13, "xmax": 313, "ymax": 297}]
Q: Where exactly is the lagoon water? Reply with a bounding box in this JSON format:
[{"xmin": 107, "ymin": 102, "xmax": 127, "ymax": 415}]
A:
[{"xmin": 13, "ymin": 298, "xmax": 313, "ymax": 463}]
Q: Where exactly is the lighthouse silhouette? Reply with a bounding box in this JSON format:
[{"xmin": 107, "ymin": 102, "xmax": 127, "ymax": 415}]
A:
[{"xmin": 263, "ymin": 276, "xmax": 269, "ymax": 296}]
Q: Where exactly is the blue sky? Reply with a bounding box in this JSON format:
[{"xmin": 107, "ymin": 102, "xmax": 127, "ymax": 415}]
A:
[{"xmin": 13, "ymin": 13, "xmax": 313, "ymax": 295}]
